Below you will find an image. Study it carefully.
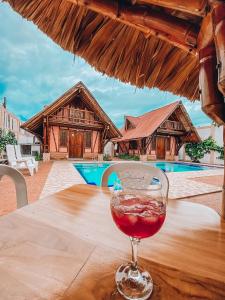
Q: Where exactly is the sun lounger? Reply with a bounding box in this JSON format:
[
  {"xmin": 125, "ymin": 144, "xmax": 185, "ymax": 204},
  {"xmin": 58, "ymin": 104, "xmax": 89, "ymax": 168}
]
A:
[
  {"xmin": 6, "ymin": 145, "xmax": 35, "ymax": 176},
  {"xmin": 14, "ymin": 145, "xmax": 38, "ymax": 172}
]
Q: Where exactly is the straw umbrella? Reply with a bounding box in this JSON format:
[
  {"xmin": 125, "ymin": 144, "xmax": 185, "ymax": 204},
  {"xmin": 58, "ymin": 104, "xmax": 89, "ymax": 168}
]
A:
[{"xmin": 3, "ymin": 0, "xmax": 225, "ymax": 216}]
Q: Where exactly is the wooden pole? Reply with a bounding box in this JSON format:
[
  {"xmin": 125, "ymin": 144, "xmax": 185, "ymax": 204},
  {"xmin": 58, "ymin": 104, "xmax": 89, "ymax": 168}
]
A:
[
  {"xmin": 198, "ymin": 2, "xmax": 225, "ymax": 218},
  {"xmin": 136, "ymin": 0, "xmax": 207, "ymax": 16},
  {"xmin": 43, "ymin": 118, "xmax": 47, "ymax": 153},
  {"xmin": 67, "ymin": 0, "xmax": 198, "ymax": 54},
  {"xmin": 222, "ymin": 126, "xmax": 225, "ymax": 218},
  {"xmin": 46, "ymin": 116, "xmax": 49, "ymax": 153},
  {"xmin": 211, "ymin": 2, "xmax": 225, "ymax": 95}
]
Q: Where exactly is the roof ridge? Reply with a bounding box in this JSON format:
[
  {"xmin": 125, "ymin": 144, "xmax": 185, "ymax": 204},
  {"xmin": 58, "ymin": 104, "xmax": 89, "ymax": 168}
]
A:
[
  {"xmin": 137, "ymin": 100, "xmax": 181, "ymax": 118},
  {"xmin": 22, "ymin": 81, "xmax": 121, "ymax": 138}
]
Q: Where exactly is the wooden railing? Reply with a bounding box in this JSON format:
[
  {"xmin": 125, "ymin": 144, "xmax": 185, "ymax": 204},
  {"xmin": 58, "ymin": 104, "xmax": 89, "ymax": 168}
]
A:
[
  {"xmin": 49, "ymin": 108, "xmax": 103, "ymax": 127},
  {"xmin": 159, "ymin": 120, "xmax": 184, "ymax": 131}
]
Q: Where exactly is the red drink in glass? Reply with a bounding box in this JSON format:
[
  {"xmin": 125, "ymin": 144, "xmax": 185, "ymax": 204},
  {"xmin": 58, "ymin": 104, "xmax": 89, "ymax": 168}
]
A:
[{"xmin": 111, "ymin": 195, "xmax": 166, "ymax": 239}]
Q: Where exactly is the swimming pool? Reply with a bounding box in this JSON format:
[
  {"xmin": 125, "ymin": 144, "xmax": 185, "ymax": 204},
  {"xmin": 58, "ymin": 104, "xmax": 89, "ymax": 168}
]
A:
[{"xmin": 74, "ymin": 162, "xmax": 212, "ymax": 186}]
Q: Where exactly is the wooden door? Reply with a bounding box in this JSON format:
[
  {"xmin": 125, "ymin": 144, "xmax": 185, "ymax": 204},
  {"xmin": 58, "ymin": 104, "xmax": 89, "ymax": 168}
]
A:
[
  {"xmin": 69, "ymin": 131, "xmax": 83, "ymax": 158},
  {"xmin": 156, "ymin": 136, "xmax": 166, "ymax": 159}
]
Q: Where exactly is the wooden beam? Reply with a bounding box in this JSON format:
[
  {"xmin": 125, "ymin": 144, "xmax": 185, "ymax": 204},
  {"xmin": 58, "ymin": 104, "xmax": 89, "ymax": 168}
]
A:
[
  {"xmin": 51, "ymin": 126, "xmax": 58, "ymax": 152},
  {"xmin": 137, "ymin": 0, "xmax": 207, "ymax": 17},
  {"xmin": 120, "ymin": 141, "xmax": 129, "ymax": 154},
  {"xmin": 211, "ymin": 2, "xmax": 225, "ymax": 95},
  {"xmin": 93, "ymin": 131, "xmax": 99, "ymax": 153},
  {"xmin": 145, "ymin": 136, "xmax": 153, "ymax": 153},
  {"xmin": 43, "ymin": 118, "xmax": 48, "ymax": 153},
  {"xmin": 46, "ymin": 116, "xmax": 50, "ymax": 153},
  {"xmin": 67, "ymin": 0, "xmax": 198, "ymax": 54},
  {"xmin": 198, "ymin": 10, "xmax": 225, "ymax": 125},
  {"xmin": 222, "ymin": 126, "xmax": 225, "ymax": 218}
]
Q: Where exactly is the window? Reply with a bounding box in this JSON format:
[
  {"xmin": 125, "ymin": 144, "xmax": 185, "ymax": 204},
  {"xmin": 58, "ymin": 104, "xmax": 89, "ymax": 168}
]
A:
[
  {"xmin": 59, "ymin": 129, "xmax": 68, "ymax": 147},
  {"xmin": 21, "ymin": 145, "xmax": 31, "ymax": 156},
  {"xmin": 85, "ymin": 131, "xmax": 92, "ymax": 148},
  {"xmin": 130, "ymin": 140, "xmax": 138, "ymax": 150}
]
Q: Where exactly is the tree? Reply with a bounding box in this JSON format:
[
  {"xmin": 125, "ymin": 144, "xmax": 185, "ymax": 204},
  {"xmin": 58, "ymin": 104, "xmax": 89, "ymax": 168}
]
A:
[
  {"xmin": 185, "ymin": 136, "xmax": 224, "ymax": 163},
  {"xmin": 0, "ymin": 130, "xmax": 17, "ymax": 157}
]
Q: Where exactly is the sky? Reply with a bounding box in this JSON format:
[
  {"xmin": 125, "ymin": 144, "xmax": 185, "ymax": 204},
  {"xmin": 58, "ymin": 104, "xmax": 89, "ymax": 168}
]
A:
[{"xmin": 0, "ymin": 3, "xmax": 211, "ymax": 128}]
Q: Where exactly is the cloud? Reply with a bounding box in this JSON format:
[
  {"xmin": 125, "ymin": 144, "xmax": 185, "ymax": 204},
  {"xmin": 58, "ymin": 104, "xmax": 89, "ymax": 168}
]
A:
[{"xmin": 0, "ymin": 3, "xmax": 211, "ymax": 128}]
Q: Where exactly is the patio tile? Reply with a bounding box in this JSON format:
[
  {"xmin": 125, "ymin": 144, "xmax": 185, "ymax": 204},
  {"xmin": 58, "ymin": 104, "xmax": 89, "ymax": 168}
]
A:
[
  {"xmin": 41, "ymin": 161, "xmax": 223, "ymax": 202},
  {"xmin": 40, "ymin": 161, "xmax": 85, "ymax": 198},
  {"xmin": 0, "ymin": 161, "xmax": 53, "ymax": 216}
]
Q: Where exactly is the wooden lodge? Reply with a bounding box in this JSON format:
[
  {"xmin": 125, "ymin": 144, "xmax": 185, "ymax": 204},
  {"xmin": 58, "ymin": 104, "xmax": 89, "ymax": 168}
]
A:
[
  {"xmin": 22, "ymin": 82, "xmax": 121, "ymax": 159},
  {"xmin": 5, "ymin": 0, "xmax": 225, "ymax": 215},
  {"xmin": 115, "ymin": 101, "xmax": 200, "ymax": 160}
]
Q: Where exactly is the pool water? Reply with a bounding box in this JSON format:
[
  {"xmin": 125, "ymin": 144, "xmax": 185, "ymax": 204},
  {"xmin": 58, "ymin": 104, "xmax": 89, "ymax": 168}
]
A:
[
  {"xmin": 154, "ymin": 162, "xmax": 209, "ymax": 172},
  {"xmin": 75, "ymin": 163, "xmax": 117, "ymax": 186},
  {"xmin": 74, "ymin": 162, "xmax": 211, "ymax": 187}
]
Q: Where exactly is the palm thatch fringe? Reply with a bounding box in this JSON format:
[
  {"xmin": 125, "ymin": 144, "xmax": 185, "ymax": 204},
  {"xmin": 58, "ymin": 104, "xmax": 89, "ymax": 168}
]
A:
[{"xmin": 4, "ymin": 0, "xmax": 199, "ymax": 100}]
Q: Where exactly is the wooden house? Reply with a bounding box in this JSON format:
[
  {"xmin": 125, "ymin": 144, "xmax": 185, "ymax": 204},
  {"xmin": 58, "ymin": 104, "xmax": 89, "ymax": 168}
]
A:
[
  {"xmin": 22, "ymin": 82, "xmax": 121, "ymax": 159},
  {"xmin": 5, "ymin": 0, "xmax": 225, "ymax": 126},
  {"xmin": 115, "ymin": 101, "xmax": 200, "ymax": 160},
  {"xmin": 4, "ymin": 0, "xmax": 225, "ymax": 218}
]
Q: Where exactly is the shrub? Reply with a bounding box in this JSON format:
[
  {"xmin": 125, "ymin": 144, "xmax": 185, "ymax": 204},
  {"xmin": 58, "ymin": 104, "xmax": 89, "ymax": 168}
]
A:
[
  {"xmin": 34, "ymin": 152, "xmax": 42, "ymax": 161},
  {"xmin": 118, "ymin": 153, "xmax": 140, "ymax": 161},
  {"xmin": 185, "ymin": 137, "xmax": 224, "ymax": 162},
  {"xmin": 0, "ymin": 130, "xmax": 17, "ymax": 156},
  {"xmin": 103, "ymin": 154, "xmax": 112, "ymax": 161}
]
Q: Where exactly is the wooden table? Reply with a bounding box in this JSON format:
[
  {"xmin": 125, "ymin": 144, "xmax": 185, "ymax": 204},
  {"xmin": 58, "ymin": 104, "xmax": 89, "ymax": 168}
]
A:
[{"xmin": 0, "ymin": 184, "xmax": 225, "ymax": 300}]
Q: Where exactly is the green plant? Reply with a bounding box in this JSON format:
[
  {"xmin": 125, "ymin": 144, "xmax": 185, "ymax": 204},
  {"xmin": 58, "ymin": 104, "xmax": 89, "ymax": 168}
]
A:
[
  {"xmin": 185, "ymin": 137, "xmax": 224, "ymax": 162},
  {"xmin": 103, "ymin": 154, "xmax": 112, "ymax": 161},
  {"xmin": 217, "ymin": 149, "xmax": 224, "ymax": 160},
  {"xmin": 0, "ymin": 130, "xmax": 17, "ymax": 156},
  {"xmin": 34, "ymin": 152, "xmax": 42, "ymax": 161},
  {"xmin": 118, "ymin": 153, "xmax": 140, "ymax": 161}
]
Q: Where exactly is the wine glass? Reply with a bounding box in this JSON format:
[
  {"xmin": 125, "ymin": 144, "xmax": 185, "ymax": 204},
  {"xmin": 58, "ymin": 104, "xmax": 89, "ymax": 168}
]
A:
[{"xmin": 110, "ymin": 176, "xmax": 167, "ymax": 300}]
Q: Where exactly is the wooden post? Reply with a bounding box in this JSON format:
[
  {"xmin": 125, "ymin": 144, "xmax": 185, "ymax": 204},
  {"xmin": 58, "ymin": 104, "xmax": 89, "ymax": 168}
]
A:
[
  {"xmin": 133, "ymin": 0, "xmax": 207, "ymax": 16},
  {"xmin": 46, "ymin": 116, "xmax": 50, "ymax": 153},
  {"xmin": 212, "ymin": 2, "xmax": 225, "ymax": 95},
  {"xmin": 222, "ymin": 126, "xmax": 225, "ymax": 218},
  {"xmin": 43, "ymin": 118, "xmax": 47, "ymax": 153}
]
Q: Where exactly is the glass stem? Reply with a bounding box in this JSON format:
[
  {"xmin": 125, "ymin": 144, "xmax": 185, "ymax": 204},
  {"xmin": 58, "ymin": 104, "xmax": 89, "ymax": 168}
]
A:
[{"xmin": 130, "ymin": 237, "xmax": 140, "ymax": 270}]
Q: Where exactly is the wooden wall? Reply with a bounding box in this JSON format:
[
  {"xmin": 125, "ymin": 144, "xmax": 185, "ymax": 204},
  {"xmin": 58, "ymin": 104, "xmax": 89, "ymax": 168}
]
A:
[{"xmin": 49, "ymin": 126, "xmax": 101, "ymax": 159}]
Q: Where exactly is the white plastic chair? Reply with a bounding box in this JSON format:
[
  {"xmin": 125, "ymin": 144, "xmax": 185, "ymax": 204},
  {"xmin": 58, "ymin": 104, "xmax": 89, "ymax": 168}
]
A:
[
  {"xmin": 6, "ymin": 145, "xmax": 35, "ymax": 176},
  {"xmin": 0, "ymin": 165, "xmax": 28, "ymax": 208},
  {"xmin": 101, "ymin": 162, "xmax": 169, "ymax": 199},
  {"xmin": 15, "ymin": 145, "xmax": 38, "ymax": 172}
]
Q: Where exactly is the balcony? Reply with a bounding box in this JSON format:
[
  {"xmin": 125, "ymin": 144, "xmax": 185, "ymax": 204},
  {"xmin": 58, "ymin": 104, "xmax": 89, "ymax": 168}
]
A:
[
  {"xmin": 49, "ymin": 108, "xmax": 103, "ymax": 129},
  {"xmin": 159, "ymin": 120, "xmax": 184, "ymax": 132}
]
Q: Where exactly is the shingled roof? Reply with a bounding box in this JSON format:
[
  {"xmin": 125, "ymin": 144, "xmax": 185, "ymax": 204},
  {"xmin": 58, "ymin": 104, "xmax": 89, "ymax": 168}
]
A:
[{"xmin": 116, "ymin": 101, "xmax": 200, "ymax": 142}]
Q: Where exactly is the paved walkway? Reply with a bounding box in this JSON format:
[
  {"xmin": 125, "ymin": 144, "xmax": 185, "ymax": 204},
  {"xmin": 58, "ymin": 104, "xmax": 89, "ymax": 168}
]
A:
[
  {"xmin": 190, "ymin": 175, "xmax": 223, "ymax": 187},
  {"xmin": 167, "ymin": 169, "xmax": 223, "ymax": 199},
  {"xmin": 0, "ymin": 160, "xmax": 224, "ymax": 216},
  {"xmin": 40, "ymin": 161, "xmax": 224, "ymax": 200},
  {"xmin": 0, "ymin": 161, "xmax": 53, "ymax": 216},
  {"xmin": 40, "ymin": 161, "xmax": 85, "ymax": 198}
]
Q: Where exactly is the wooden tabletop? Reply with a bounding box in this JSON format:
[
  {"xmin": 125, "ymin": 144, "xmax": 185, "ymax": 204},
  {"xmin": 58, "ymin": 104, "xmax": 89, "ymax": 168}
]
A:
[{"xmin": 0, "ymin": 184, "xmax": 225, "ymax": 300}]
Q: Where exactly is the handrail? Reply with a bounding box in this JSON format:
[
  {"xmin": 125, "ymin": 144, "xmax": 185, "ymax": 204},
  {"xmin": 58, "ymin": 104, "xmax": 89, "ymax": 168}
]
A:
[
  {"xmin": 49, "ymin": 108, "xmax": 103, "ymax": 126},
  {"xmin": 159, "ymin": 120, "xmax": 184, "ymax": 131}
]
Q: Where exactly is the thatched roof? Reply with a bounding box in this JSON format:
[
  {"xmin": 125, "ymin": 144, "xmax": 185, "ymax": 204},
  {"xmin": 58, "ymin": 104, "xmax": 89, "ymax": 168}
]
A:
[
  {"xmin": 22, "ymin": 81, "xmax": 121, "ymax": 139},
  {"xmin": 3, "ymin": 0, "xmax": 203, "ymax": 101},
  {"xmin": 115, "ymin": 101, "xmax": 201, "ymax": 142}
]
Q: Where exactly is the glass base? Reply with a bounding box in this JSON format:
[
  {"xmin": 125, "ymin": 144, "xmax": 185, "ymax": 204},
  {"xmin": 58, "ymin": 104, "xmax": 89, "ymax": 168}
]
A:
[{"xmin": 115, "ymin": 263, "xmax": 153, "ymax": 300}]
